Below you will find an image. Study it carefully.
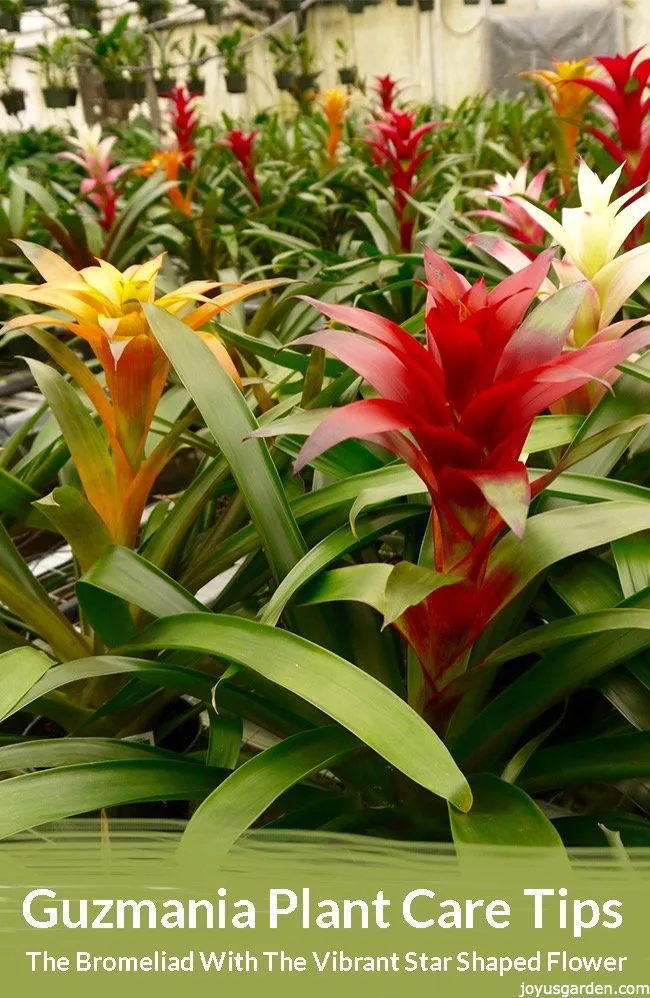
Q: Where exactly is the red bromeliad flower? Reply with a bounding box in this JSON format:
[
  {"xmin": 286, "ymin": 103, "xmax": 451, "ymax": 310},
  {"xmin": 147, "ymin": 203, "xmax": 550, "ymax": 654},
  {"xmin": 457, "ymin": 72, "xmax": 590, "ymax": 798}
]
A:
[
  {"xmin": 576, "ymin": 48, "xmax": 650, "ymax": 199},
  {"xmin": 221, "ymin": 129, "xmax": 260, "ymax": 204},
  {"xmin": 167, "ymin": 85, "xmax": 199, "ymax": 172},
  {"xmin": 374, "ymin": 74, "xmax": 400, "ymax": 113},
  {"xmin": 367, "ymin": 111, "xmax": 440, "ymax": 251},
  {"xmin": 293, "ymin": 250, "xmax": 650, "ymax": 697}
]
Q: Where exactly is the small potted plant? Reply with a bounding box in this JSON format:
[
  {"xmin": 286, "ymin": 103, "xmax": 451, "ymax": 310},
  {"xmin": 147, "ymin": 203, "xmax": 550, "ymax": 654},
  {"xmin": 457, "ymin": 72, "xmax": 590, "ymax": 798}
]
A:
[
  {"xmin": 0, "ymin": 1, "xmax": 21, "ymax": 32},
  {"xmin": 347, "ymin": 0, "xmax": 364, "ymax": 12},
  {"xmin": 296, "ymin": 33, "xmax": 319, "ymax": 93},
  {"xmin": 83, "ymin": 14, "xmax": 131, "ymax": 99},
  {"xmin": 137, "ymin": 0, "xmax": 169, "ymax": 22},
  {"xmin": 121, "ymin": 27, "xmax": 149, "ymax": 101},
  {"xmin": 35, "ymin": 36, "xmax": 78, "ymax": 108},
  {"xmin": 0, "ymin": 38, "xmax": 24, "ymax": 114},
  {"xmin": 418, "ymin": 0, "xmax": 434, "ymax": 9},
  {"xmin": 268, "ymin": 34, "xmax": 295, "ymax": 92},
  {"xmin": 335, "ymin": 38, "xmax": 356, "ymax": 86},
  {"xmin": 66, "ymin": 0, "xmax": 101, "ymax": 30},
  {"xmin": 216, "ymin": 27, "xmax": 247, "ymax": 95},
  {"xmin": 173, "ymin": 33, "xmax": 208, "ymax": 95},
  {"xmin": 195, "ymin": 0, "xmax": 225, "ymax": 25},
  {"xmin": 150, "ymin": 30, "xmax": 176, "ymax": 94}
]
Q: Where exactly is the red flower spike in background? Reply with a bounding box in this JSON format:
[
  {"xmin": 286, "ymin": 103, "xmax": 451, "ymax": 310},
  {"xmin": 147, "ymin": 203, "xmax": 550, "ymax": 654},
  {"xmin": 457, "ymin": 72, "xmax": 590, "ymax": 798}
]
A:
[
  {"xmin": 293, "ymin": 250, "xmax": 650, "ymax": 696},
  {"xmin": 366, "ymin": 110, "xmax": 440, "ymax": 251},
  {"xmin": 167, "ymin": 85, "xmax": 199, "ymax": 172},
  {"xmin": 575, "ymin": 47, "xmax": 650, "ymax": 238},
  {"xmin": 221, "ymin": 129, "xmax": 260, "ymax": 205},
  {"xmin": 374, "ymin": 74, "xmax": 400, "ymax": 113}
]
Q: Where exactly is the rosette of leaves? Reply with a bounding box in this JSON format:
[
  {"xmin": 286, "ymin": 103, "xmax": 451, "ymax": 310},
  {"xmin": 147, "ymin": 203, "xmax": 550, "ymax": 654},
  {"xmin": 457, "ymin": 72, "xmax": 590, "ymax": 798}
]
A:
[{"xmin": 216, "ymin": 27, "xmax": 248, "ymax": 94}]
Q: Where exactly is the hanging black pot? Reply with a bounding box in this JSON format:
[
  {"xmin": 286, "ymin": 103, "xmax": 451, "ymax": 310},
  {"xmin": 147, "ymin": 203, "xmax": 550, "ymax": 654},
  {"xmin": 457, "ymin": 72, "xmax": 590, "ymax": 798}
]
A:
[
  {"xmin": 188, "ymin": 76, "xmax": 205, "ymax": 95},
  {"xmin": 129, "ymin": 78, "xmax": 147, "ymax": 102},
  {"xmin": 275, "ymin": 69, "xmax": 295, "ymax": 92},
  {"xmin": 418, "ymin": 0, "xmax": 434, "ymax": 8},
  {"xmin": 396, "ymin": 0, "xmax": 415, "ymax": 5},
  {"xmin": 140, "ymin": 1, "xmax": 168, "ymax": 21},
  {"xmin": 1, "ymin": 88, "xmax": 25, "ymax": 114},
  {"xmin": 225, "ymin": 72, "xmax": 247, "ymax": 94},
  {"xmin": 338, "ymin": 66, "xmax": 357, "ymax": 85},
  {"xmin": 104, "ymin": 78, "xmax": 130, "ymax": 99},
  {"xmin": 155, "ymin": 76, "xmax": 175, "ymax": 95},
  {"xmin": 67, "ymin": 2, "xmax": 100, "ymax": 29},
  {"xmin": 281, "ymin": 0, "xmax": 300, "ymax": 10},
  {"xmin": 23, "ymin": 0, "xmax": 47, "ymax": 6},
  {"xmin": 43, "ymin": 85, "xmax": 78, "ymax": 108},
  {"xmin": 347, "ymin": 0, "xmax": 364, "ymax": 12},
  {"xmin": 0, "ymin": 12, "xmax": 20, "ymax": 31},
  {"xmin": 297, "ymin": 72, "xmax": 319, "ymax": 93},
  {"xmin": 201, "ymin": 0, "xmax": 224, "ymax": 23}
]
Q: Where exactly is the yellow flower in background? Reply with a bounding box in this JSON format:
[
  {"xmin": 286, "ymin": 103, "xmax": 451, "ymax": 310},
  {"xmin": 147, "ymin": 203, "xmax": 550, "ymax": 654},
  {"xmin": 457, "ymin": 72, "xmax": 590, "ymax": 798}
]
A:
[
  {"xmin": 322, "ymin": 88, "xmax": 349, "ymax": 165},
  {"xmin": 0, "ymin": 242, "xmax": 283, "ymax": 546},
  {"xmin": 522, "ymin": 59, "xmax": 594, "ymax": 193}
]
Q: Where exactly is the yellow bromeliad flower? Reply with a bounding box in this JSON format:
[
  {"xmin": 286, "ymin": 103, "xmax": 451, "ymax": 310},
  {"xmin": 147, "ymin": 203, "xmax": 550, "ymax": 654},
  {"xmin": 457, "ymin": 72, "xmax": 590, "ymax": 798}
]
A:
[
  {"xmin": 0, "ymin": 242, "xmax": 282, "ymax": 546},
  {"xmin": 522, "ymin": 59, "xmax": 594, "ymax": 193},
  {"xmin": 322, "ymin": 89, "xmax": 349, "ymax": 165}
]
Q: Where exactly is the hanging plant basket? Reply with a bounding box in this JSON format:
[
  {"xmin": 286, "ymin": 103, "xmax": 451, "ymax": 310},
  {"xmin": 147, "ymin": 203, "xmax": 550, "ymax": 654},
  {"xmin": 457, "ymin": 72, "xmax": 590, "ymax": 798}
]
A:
[
  {"xmin": 128, "ymin": 79, "xmax": 147, "ymax": 102},
  {"xmin": 281, "ymin": 0, "xmax": 300, "ymax": 10},
  {"xmin": 347, "ymin": 0, "xmax": 364, "ymax": 12},
  {"xmin": 0, "ymin": 12, "xmax": 20, "ymax": 31},
  {"xmin": 104, "ymin": 78, "xmax": 130, "ymax": 100},
  {"xmin": 23, "ymin": 0, "xmax": 47, "ymax": 6},
  {"xmin": 188, "ymin": 76, "xmax": 205, "ymax": 95},
  {"xmin": 338, "ymin": 66, "xmax": 357, "ymax": 85},
  {"xmin": 297, "ymin": 72, "xmax": 319, "ymax": 93},
  {"xmin": 1, "ymin": 88, "xmax": 25, "ymax": 114},
  {"xmin": 418, "ymin": 0, "xmax": 434, "ymax": 8},
  {"xmin": 274, "ymin": 69, "xmax": 295, "ymax": 92},
  {"xmin": 396, "ymin": 0, "xmax": 415, "ymax": 5},
  {"xmin": 139, "ymin": 1, "xmax": 168, "ymax": 21},
  {"xmin": 200, "ymin": 0, "xmax": 225, "ymax": 23},
  {"xmin": 43, "ymin": 85, "xmax": 77, "ymax": 108},
  {"xmin": 66, "ymin": 2, "xmax": 100, "ymax": 29},
  {"xmin": 225, "ymin": 72, "xmax": 247, "ymax": 94},
  {"xmin": 155, "ymin": 76, "xmax": 175, "ymax": 95}
]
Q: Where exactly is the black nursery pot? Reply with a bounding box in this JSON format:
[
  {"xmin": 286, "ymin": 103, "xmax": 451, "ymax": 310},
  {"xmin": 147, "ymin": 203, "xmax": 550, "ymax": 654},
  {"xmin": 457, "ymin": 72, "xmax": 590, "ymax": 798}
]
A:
[
  {"xmin": 225, "ymin": 72, "xmax": 247, "ymax": 95},
  {"xmin": 44, "ymin": 86, "xmax": 78, "ymax": 108},
  {"xmin": 202, "ymin": 1, "xmax": 224, "ymax": 23},
  {"xmin": 347, "ymin": 0, "xmax": 364, "ymax": 11},
  {"xmin": 155, "ymin": 76, "xmax": 175, "ymax": 95},
  {"xmin": 129, "ymin": 79, "xmax": 147, "ymax": 102},
  {"xmin": 275, "ymin": 69, "xmax": 295, "ymax": 92},
  {"xmin": 396, "ymin": 0, "xmax": 415, "ymax": 5},
  {"xmin": 1, "ymin": 89, "xmax": 25, "ymax": 115},
  {"xmin": 418, "ymin": 0, "xmax": 434, "ymax": 9},
  {"xmin": 0, "ymin": 12, "xmax": 20, "ymax": 31},
  {"xmin": 104, "ymin": 78, "xmax": 130, "ymax": 100},
  {"xmin": 297, "ymin": 72, "xmax": 319, "ymax": 93},
  {"xmin": 188, "ymin": 77, "xmax": 205, "ymax": 95},
  {"xmin": 281, "ymin": 0, "xmax": 300, "ymax": 10},
  {"xmin": 67, "ymin": 3, "xmax": 100, "ymax": 29},
  {"xmin": 142, "ymin": 1, "xmax": 168, "ymax": 21},
  {"xmin": 338, "ymin": 66, "xmax": 357, "ymax": 85}
]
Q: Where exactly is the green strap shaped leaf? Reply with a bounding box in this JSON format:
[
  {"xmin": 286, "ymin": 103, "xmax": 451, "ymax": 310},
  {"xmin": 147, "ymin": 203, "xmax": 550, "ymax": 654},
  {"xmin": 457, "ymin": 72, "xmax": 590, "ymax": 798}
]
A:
[
  {"xmin": 449, "ymin": 774, "xmax": 564, "ymax": 849},
  {"xmin": 144, "ymin": 304, "xmax": 307, "ymax": 584},
  {"xmin": 0, "ymin": 647, "xmax": 54, "ymax": 724},
  {"xmin": 180, "ymin": 727, "xmax": 359, "ymax": 857},
  {"xmin": 518, "ymin": 732, "xmax": 650, "ymax": 793},
  {"xmin": 0, "ymin": 761, "xmax": 226, "ymax": 840},
  {"xmin": 122, "ymin": 613, "xmax": 472, "ymax": 811}
]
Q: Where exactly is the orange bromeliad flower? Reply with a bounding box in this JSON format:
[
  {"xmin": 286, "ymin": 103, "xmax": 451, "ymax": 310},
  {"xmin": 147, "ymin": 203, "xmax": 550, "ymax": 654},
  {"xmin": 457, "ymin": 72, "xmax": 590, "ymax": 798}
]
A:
[
  {"xmin": 522, "ymin": 59, "xmax": 594, "ymax": 194},
  {"xmin": 322, "ymin": 88, "xmax": 349, "ymax": 165},
  {"xmin": 137, "ymin": 149, "xmax": 193, "ymax": 216},
  {"xmin": 0, "ymin": 242, "xmax": 282, "ymax": 548}
]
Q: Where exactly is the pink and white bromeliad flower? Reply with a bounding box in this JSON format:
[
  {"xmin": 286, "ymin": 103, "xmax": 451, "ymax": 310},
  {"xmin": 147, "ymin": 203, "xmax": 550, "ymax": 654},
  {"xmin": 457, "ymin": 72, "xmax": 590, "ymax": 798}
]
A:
[
  {"xmin": 468, "ymin": 163, "xmax": 557, "ymax": 257},
  {"xmin": 470, "ymin": 160, "xmax": 650, "ymax": 346},
  {"xmin": 58, "ymin": 123, "xmax": 128, "ymax": 231}
]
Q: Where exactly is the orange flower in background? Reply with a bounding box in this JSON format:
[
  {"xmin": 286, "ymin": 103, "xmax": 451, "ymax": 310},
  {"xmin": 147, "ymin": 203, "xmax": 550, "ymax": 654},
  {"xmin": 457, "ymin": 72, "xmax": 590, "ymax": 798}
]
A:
[
  {"xmin": 523, "ymin": 58, "xmax": 594, "ymax": 194},
  {"xmin": 322, "ymin": 88, "xmax": 349, "ymax": 165},
  {"xmin": 0, "ymin": 242, "xmax": 283, "ymax": 548},
  {"xmin": 137, "ymin": 149, "xmax": 193, "ymax": 216}
]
